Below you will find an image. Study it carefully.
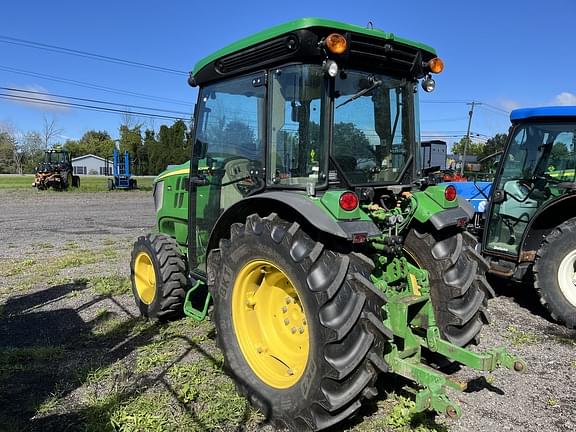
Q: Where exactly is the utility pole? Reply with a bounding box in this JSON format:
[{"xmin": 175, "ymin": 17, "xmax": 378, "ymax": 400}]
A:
[{"xmin": 460, "ymin": 101, "xmax": 479, "ymax": 175}]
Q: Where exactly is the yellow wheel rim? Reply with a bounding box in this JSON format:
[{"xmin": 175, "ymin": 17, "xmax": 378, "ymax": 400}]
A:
[
  {"xmin": 232, "ymin": 259, "xmax": 309, "ymax": 389},
  {"xmin": 134, "ymin": 252, "xmax": 156, "ymax": 305}
]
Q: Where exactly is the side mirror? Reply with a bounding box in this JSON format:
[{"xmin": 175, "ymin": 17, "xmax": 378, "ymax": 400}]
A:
[{"xmin": 492, "ymin": 189, "xmax": 507, "ymax": 204}]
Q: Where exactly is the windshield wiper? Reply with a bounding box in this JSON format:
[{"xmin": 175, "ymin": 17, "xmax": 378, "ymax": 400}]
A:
[{"xmin": 336, "ymin": 77, "xmax": 383, "ymax": 109}]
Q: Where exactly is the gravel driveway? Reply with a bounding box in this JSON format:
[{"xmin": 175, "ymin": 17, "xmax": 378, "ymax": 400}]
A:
[{"xmin": 0, "ymin": 188, "xmax": 574, "ymax": 431}]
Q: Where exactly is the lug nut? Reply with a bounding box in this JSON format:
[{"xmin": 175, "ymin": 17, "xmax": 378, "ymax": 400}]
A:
[
  {"xmin": 284, "ymin": 318, "xmax": 290, "ymax": 325},
  {"xmin": 286, "ymin": 297, "xmax": 292, "ymax": 304},
  {"xmin": 299, "ymin": 327, "xmax": 305, "ymax": 334},
  {"xmin": 291, "ymin": 327, "xmax": 297, "ymax": 334},
  {"xmin": 282, "ymin": 306, "xmax": 288, "ymax": 313}
]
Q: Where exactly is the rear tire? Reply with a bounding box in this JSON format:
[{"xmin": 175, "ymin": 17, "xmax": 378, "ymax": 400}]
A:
[
  {"xmin": 107, "ymin": 178, "xmax": 114, "ymax": 191},
  {"xmin": 130, "ymin": 234, "xmax": 187, "ymax": 320},
  {"xmin": 208, "ymin": 213, "xmax": 389, "ymax": 431},
  {"xmin": 533, "ymin": 218, "xmax": 576, "ymax": 328},
  {"xmin": 72, "ymin": 175, "xmax": 80, "ymax": 187},
  {"xmin": 65, "ymin": 173, "xmax": 73, "ymax": 190},
  {"xmin": 404, "ymin": 226, "xmax": 492, "ymax": 347}
]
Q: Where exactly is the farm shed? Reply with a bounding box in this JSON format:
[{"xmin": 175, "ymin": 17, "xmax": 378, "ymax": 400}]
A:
[{"xmin": 71, "ymin": 154, "xmax": 112, "ymax": 176}]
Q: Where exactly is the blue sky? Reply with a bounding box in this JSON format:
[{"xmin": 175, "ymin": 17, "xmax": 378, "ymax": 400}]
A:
[{"xmin": 1, "ymin": 0, "xmax": 574, "ymax": 149}]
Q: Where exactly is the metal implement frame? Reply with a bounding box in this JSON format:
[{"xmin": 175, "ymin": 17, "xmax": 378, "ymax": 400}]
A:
[{"xmin": 378, "ymin": 257, "xmax": 526, "ymax": 418}]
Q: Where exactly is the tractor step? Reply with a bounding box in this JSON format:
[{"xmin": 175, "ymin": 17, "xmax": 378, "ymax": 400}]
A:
[{"xmin": 183, "ymin": 279, "xmax": 211, "ymax": 321}]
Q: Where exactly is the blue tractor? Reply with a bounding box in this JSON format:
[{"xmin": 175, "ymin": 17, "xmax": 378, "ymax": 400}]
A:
[
  {"xmin": 445, "ymin": 106, "xmax": 576, "ymax": 328},
  {"xmin": 107, "ymin": 147, "xmax": 137, "ymax": 190}
]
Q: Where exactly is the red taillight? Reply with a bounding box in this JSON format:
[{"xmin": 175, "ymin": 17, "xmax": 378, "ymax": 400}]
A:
[
  {"xmin": 444, "ymin": 185, "xmax": 457, "ymax": 201},
  {"xmin": 339, "ymin": 192, "xmax": 359, "ymax": 211}
]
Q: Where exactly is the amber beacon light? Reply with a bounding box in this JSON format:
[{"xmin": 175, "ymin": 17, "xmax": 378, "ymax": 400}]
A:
[
  {"xmin": 428, "ymin": 57, "xmax": 444, "ymax": 73},
  {"xmin": 325, "ymin": 33, "xmax": 347, "ymax": 54}
]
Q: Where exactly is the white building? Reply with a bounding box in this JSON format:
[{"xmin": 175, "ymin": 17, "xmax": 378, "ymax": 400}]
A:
[
  {"xmin": 421, "ymin": 140, "xmax": 447, "ymax": 170},
  {"xmin": 71, "ymin": 154, "xmax": 112, "ymax": 176}
]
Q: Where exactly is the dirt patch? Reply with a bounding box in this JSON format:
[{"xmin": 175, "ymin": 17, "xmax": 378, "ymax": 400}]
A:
[{"xmin": 0, "ymin": 188, "xmax": 575, "ymax": 431}]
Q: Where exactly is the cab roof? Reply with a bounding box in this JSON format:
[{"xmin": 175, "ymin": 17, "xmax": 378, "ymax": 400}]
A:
[
  {"xmin": 511, "ymin": 106, "xmax": 576, "ymax": 122},
  {"xmin": 191, "ymin": 18, "xmax": 437, "ymax": 85}
]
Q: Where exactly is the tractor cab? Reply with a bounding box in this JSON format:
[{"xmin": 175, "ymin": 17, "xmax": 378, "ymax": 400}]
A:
[
  {"xmin": 484, "ymin": 107, "xmax": 576, "ymax": 257},
  {"xmin": 187, "ymin": 19, "xmax": 444, "ymax": 268},
  {"xmin": 37, "ymin": 148, "xmax": 72, "ymax": 172}
]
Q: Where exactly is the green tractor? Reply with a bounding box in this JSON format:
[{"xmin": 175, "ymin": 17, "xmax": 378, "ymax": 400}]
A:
[
  {"xmin": 130, "ymin": 18, "xmax": 524, "ymax": 430},
  {"xmin": 482, "ymin": 106, "xmax": 576, "ymax": 328}
]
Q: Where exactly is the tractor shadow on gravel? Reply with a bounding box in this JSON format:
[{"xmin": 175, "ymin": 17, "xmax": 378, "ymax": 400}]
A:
[
  {"xmin": 488, "ymin": 274, "xmax": 555, "ymax": 322},
  {"xmin": 0, "ymin": 281, "xmax": 254, "ymax": 432}
]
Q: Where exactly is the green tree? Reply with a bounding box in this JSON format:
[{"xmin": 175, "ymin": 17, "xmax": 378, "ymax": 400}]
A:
[
  {"xmin": 482, "ymin": 133, "xmax": 508, "ymax": 158},
  {"xmin": 140, "ymin": 129, "xmax": 157, "ymax": 175},
  {"xmin": 21, "ymin": 131, "xmax": 44, "ymax": 173},
  {"xmin": 64, "ymin": 130, "xmax": 115, "ymax": 159},
  {"xmin": 333, "ymin": 122, "xmax": 371, "ymax": 157},
  {"xmin": 119, "ymin": 125, "xmax": 143, "ymax": 174},
  {"xmin": 550, "ymin": 142, "xmax": 569, "ymax": 167},
  {"xmin": 451, "ymin": 137, "xmax": 484, "ymax": 157},
  {"xmin": 0, "ymin": 131, "xmax": 16, "ymax": 173}
]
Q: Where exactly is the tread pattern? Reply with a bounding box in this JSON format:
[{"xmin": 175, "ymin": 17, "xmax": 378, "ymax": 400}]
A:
[
  {"xmin": 130, "ymin": 233, "xmax": 187, "ymax": 320},
  {"xmin": 208, "ymin": 213, "xmax": 390, "ymax": 431},
  {"xmin": 533, "ymin": 218, "xmax": 576, "ymax": 328},
  {"xmin": 405, "ymin": 226, "xmax": 492, "ymax": 347}
]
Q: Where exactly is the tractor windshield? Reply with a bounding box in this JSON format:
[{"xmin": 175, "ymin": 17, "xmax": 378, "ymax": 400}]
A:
[
  {"xmin": 332, "ymin": 71, "xmax": 414, "ymax": 185},
  {"xmin": 45, "ymin": 151, "xmax": 68, "ymax": 164},
  {"xmin": 267, "ymin": 65, "xmax": 416, "ymax": 188}
]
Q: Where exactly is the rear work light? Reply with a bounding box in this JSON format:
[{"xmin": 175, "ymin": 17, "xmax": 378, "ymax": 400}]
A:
[
  {"xmin": 339, "ymin": 191, "xmax": 359, "ymax": 211},
  {"xmin": 444, "ymin": 185, "xmax": 457, "ymax": 201}
]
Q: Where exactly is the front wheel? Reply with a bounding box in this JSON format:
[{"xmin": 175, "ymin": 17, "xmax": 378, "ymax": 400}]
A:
[
  {"xmin": 534, "ymin": 218, "xmax": 576, "ymax": 328},
  {"xmin": 208, "ymin": 214, "xmax": 389, "ymax": 431},
  {"xmin": 403, "ymin": 226, "xmax": 492, "ymax": 347},
  {"xmin": 130, "ymin": 234, "xmax": 187, "ymax": 320}
]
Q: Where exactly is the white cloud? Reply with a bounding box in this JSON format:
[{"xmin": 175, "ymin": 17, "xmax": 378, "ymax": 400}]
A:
[
  {"xmin": 5, "ymin": 85, "xmax": 69, "ymax": 112},
  {"xmin": 552, "ymin": 92, "xmax": 576, "ymax": 106},
  {"xmin": 500, "ymin": 99, "xmax": 521, "ymax": 112}
]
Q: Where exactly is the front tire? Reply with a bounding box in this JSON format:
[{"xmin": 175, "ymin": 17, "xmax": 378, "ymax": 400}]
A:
[
  {"xmin": 130, "ymin": 234, "xmax": 187, "ymax": 320},
  {"xmin": 404, "ymin": 226, "xmax": 492, "ymax": 347},
  {"xmin": 533, "ymin": 218, "xmax": 576, "ymax": 328},
  {"xmin": 208, "ymin": 214, "xmax": 389, "ymax": 431}
]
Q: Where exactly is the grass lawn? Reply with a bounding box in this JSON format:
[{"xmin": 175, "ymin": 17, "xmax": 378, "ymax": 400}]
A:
[{"xmin": 0, "ymin": 175, "xmax": 155, "ymax": 191}]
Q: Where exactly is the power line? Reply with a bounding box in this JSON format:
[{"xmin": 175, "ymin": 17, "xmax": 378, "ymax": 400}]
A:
[
  {"xmin": 477, "ymin": 103, "xmax": 511, "ymax": 116},
  {"xmin": 2, "ymin": 87, "xmax": 192, "ymax": 117},
  {"xmin": 0, "ymin": 35, "xmax": 188, "ymax": 76},
  {"xmin": 0, "ymin": 93, "xmax": 187, "ymax": 122},
  {"xmin": 420, "ymin": 99, "xmax": 471, "ymax": 104},
  {"xmin": 0, "ymin": 65, "xmax": 193, "ymax": 106}
]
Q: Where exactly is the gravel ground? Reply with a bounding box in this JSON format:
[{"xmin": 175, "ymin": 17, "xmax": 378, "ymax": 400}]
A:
[{"xmin": 0, "ymin": 188, "xmax": 575, "ymax": 431}]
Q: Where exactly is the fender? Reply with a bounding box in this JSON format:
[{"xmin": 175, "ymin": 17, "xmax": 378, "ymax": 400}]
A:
[
  {"xmin": 206, "ymin": 191, "xmax": 381, "ymax": 254},
  {"xmin": 412, "ymin": 188, "xmax": 474, "ymax": 231}
]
